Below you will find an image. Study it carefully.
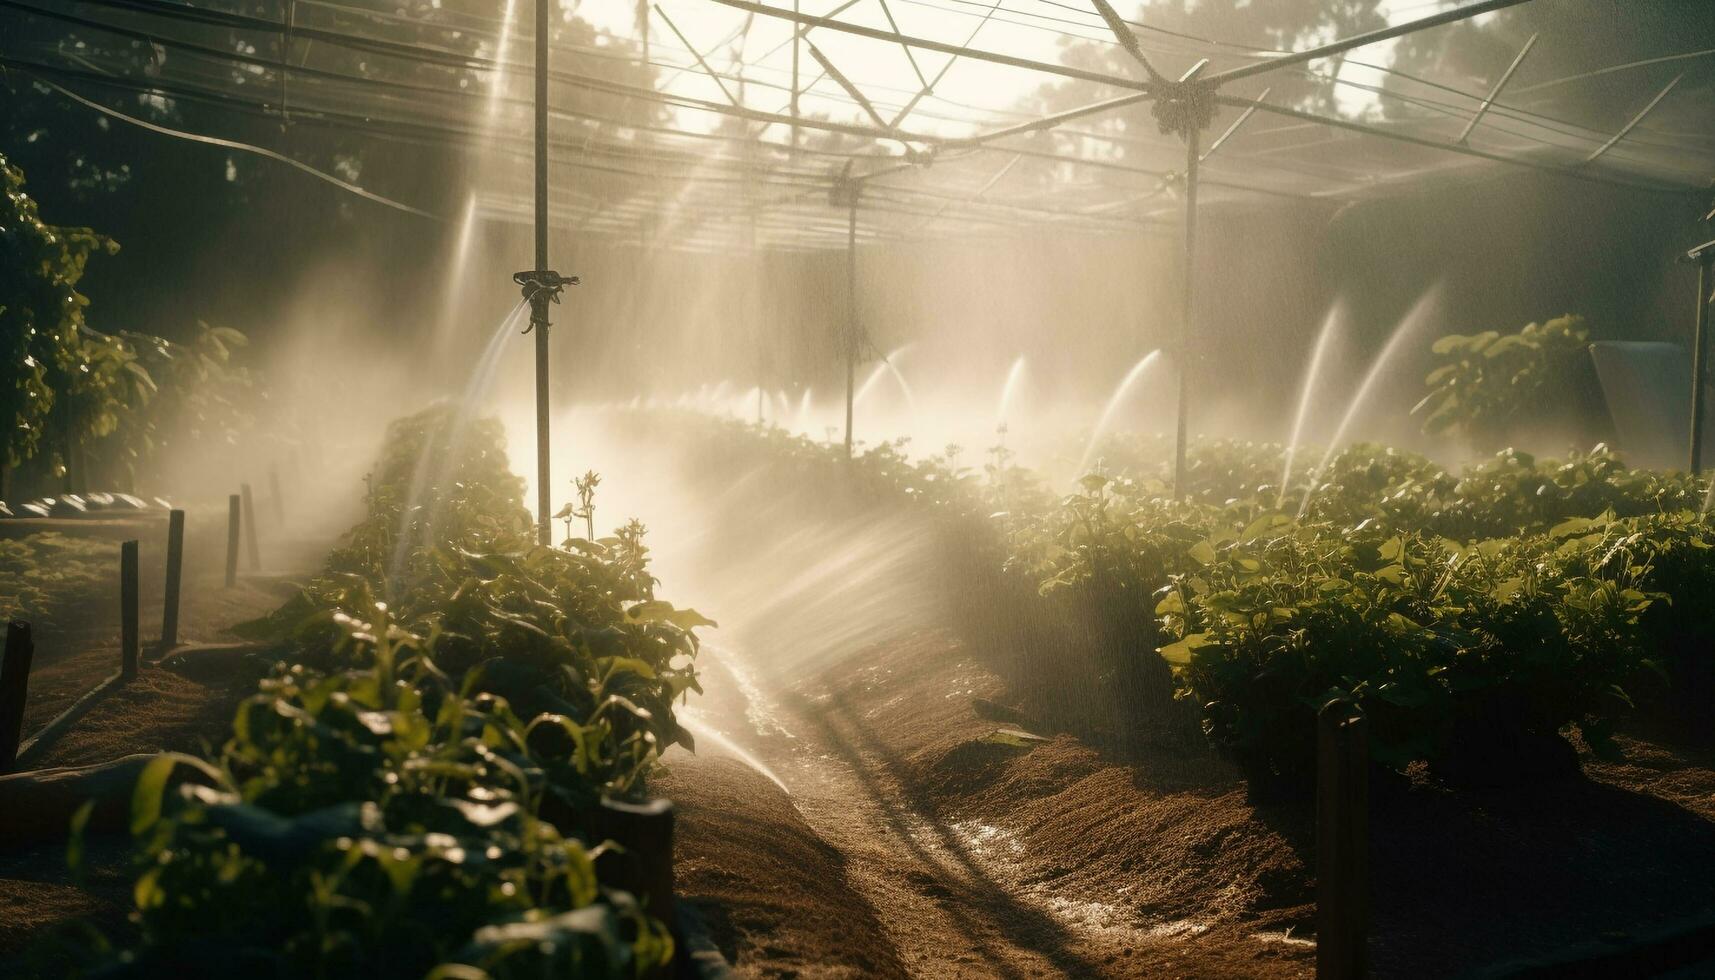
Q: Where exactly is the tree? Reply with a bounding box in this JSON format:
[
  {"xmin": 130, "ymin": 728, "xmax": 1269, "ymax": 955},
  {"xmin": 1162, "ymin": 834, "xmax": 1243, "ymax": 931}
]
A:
[
  {"xmin": 0, "ymin": 152, "xmax": 122, "ymax": 495},
  {"xmin": 0, "ymin": 1, "xmax": 665, "ymax": 351}
]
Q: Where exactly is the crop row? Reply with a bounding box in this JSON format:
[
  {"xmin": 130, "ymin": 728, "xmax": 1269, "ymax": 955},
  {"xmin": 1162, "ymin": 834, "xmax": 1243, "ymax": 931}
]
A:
[
  {"xmin": 650, "ymin": 413, "xmax": 1715, "ymax": 794},
  {"xmin": 70, "ymin": 407, "xmax": 708, "ymax": 978}
]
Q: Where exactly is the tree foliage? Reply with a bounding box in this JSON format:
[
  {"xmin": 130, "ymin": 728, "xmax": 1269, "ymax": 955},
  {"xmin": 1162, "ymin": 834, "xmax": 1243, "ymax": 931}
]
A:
[{"xmin": 0, "ymin": 152, "xmax": 120, "ymax": 473}]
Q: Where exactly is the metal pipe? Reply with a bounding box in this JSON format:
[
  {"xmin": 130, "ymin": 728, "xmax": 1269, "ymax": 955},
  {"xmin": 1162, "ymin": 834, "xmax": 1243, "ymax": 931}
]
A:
[
  {"xmin": 1693, "ymin": 256, "xmax": 1712, "ymax": 474},
  {"xmin": 845, "ymin": 195, "xmax": 857, "ymax": 459},
  {"xmin": 1584, "ymin": 73, "xmax": 1683, "ymax": 165},
  {"xmin": 708, "ymin": 0, "xmax": 1159, "ymax": 94},
  {"xmin": 1202, "ymin": 86, "xmax": 1269, "ymax": 161},
  {"xmin": 1174, "ymin": 126, "xmax": 1198, "ymax": 500},
  {"xmin": 1458, "ymin": 33, "xmax": 1537, "ymax": 144},
  {"xmin": 790, "ymin": 0, "xmax": 799, "ymax": 149},
  {"xmin": 534, "ymin": 0, "xmax": 551, "ymax": 546},
  {"xmin": 1204, "ymin": 0, "xmax": 1534, "ymax": 86},
  {"xmin": 1213, "ymin": 93, "xmax": 1680, "ymax": 195}
]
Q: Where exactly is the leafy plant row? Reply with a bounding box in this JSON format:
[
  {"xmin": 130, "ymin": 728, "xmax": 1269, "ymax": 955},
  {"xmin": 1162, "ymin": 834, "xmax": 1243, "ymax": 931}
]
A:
[
  {"xmin": 650, "ymin": 412, "xmax": 1715, "ymax": 789},
  {"xmin": 2, "ymin": 154, "xmax": 264, "ymax": 495},
  {"xmin": 73, "ymin": 406, "xmax": 708, "ymax": 978}
]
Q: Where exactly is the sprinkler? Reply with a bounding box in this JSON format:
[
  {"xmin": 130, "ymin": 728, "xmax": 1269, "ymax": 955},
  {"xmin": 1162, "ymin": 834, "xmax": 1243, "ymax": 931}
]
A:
[{"xmin": 512, "ymin": 270, "xmax": 580, "ymax": 333}]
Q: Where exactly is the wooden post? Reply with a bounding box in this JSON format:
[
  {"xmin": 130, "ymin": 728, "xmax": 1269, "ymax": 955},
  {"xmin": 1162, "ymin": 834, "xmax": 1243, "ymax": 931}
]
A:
[
  {"xmin": 240, "ymin": 482, "xmax": 260, "ymax": 571},
  {"xmin": 268, "ymin": 464, "xmax": 285, "ymax": 526},
  {"xmin": 161, "ymin": 509, "xmax": 185, "ymax": 649},
  {"xmin": 590, "ymin": 797, "xmax": 676, "ymax": 921},
  {"xmin": 121, "ymin": 540, "xmax": 139, "ymax": 679},
  {"xmin": 1, "ymin": 621, "xmax": 34, "ymax": 771},
  {"xmin": 225, "ymin": 493, "xmax": 241, "ymax": 587},
  {"xmin": 1317, "ymin": 701, "xmax": 1369, "ymax": 980}
]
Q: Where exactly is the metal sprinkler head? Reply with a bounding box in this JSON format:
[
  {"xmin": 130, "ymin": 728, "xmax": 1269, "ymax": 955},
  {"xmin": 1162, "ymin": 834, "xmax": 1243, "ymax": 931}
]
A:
[
  {"xmin": 512, "ymin": 270, "xmax": 579, "ymax": 333},
  {"xmin": 513, "ymin": 269, "xmax": 580, "ymax": 305}
]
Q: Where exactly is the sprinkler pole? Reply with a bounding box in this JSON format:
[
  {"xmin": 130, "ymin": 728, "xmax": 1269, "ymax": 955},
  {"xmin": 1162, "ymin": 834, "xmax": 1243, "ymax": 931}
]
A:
[
  {"xmin": 1175, "ymin": 124, "xmax": 1198, "ymax": 500},
  {"xmin": 514, "ymin": 1, "xmax": 578, "ymax": 544},
  {"xmin": 844, "ymin": 192, "xmax": 858, "ymax": 459},
  {"xmin": 1691, "ymin": 246, "xmax": 1714, "ymax": 474},
  {"xmin": 533, "ymin": 0, "xmax": 551, "ymax": 546}
]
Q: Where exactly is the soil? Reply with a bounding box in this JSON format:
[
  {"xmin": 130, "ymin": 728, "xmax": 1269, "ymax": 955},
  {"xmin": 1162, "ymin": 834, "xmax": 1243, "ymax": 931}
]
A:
[
  {"xmin": 668, "ymin": 633, "xmax": 1315, "ymax": 979},
  {"xmin": 5, "ymin": 504, "xmax": 1715, "ymax": 977},
  {"xmin": 670, "ymin": 625, "xmax": 1715, "ymax": 979},
  {"xmin": 0, "ymin": 509, "xmax": 330, "ymax": 968}
]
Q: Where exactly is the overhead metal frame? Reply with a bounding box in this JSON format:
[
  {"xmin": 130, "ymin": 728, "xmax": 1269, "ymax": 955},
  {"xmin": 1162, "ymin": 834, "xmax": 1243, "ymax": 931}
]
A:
[{"xmin": 7, "ymin": 0, "xmax": 1715, "ymax": 490}]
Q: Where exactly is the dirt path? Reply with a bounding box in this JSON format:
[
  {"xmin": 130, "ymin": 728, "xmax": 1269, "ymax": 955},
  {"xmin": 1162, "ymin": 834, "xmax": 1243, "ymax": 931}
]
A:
[
  {"xmin": 0, "ymin": 515, "xmax": 338, "ymax": 964},
  {"xmin": 670, "ymin": 635, "xmax": 1309, "ymax": 979}
]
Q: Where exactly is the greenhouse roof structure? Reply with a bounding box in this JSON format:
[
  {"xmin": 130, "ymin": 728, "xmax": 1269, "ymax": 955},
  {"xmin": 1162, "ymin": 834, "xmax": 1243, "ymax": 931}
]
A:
[{"xmin": 4, "ymin": 0, "xmax": 1713, "ymax": 254}]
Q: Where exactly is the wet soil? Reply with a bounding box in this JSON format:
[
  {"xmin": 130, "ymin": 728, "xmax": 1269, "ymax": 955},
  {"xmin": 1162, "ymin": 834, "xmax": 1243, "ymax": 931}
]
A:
[
  {"xmin": 670, "ymin": 633, "xmax": 1315, "ymax": 978},
  {"xmin": 0, "ymin": 513, "xmax": 329, "ymax": 966},
  {"xmin": 673, "ymin": 626, "xmax": 1715, "ymax": 979},
  {"xmin": 5, "ymin": 511, "xmax": 1715, "ymax": 977}
]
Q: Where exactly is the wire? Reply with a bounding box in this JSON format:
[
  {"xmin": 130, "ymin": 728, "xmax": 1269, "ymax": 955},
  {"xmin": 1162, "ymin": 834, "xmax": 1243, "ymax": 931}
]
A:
[{"xmin": 21, "ymin": 69, "xmax": 442, "ymax": 218}]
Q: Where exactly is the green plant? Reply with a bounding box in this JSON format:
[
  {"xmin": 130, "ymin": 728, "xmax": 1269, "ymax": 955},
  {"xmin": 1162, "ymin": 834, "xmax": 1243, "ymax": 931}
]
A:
[
  {"xmin": 0, "ymin": 152, "xmax": 121, "ymax": 490},
  {"xmin": 98, "ymin": 598, "xmax": 672, "ymax": 979},
  {"xmin": 93, "ymin": 407, "xmax": 711, "ymax": 975},
  {"xmin": 1413, "ymin": 314, "xmax": 1590, "ymax": 450}
]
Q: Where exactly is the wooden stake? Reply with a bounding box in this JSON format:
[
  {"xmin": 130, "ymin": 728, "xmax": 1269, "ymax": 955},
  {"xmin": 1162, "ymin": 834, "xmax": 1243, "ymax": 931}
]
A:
[
  {"xmin": 590, "ymin": 797, "xmax": 677, "ymax": 921},
  {"xmin": 240, "ymin": 482, "xmax": 260, "ymax": 571},
  {"xmin": 269, "ymin": 464, "xmax": 285, "ymax": 526},
  {"xmin": 121, "ymin": 540, "xmax": 139, "ymax": 679},
  {"xmin": 1317, "ymin": 702, "xmax": 1369, "ymax": 980},
  {"xmin": 1, "ymin": 621, "xmax": 34, "ymax": 771},
  {"xmin": 225, "ymin": 493, "xmax": 241, "ymax": 588},
  {"xmin": 161, "ymin": 509, "xmax": 185, "ymax": 649}
]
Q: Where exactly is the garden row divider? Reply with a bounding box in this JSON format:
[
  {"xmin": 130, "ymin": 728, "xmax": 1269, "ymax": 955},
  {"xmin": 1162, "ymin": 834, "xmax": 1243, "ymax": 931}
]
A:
[
  {"xmin": 225, "ymin": 493, "xmax": 241, "ymax": 587},
  {"xmin": 10, "ymin": 670, "xmax": 125, "ymax": 772},
  {"xmin": 160, "ymin": 508, "xmax": 185, "ymax": 649},
  {"xmin": 240, "ymin": 482, "xmax": 260, "ymax": 572},
  {"xmin": 1316, "ymin": 701, "xmax": 1369, "ymax": 980},
  {"xmin": 0, "ymin": 621, "xmax": 34, "ymax": 772}
]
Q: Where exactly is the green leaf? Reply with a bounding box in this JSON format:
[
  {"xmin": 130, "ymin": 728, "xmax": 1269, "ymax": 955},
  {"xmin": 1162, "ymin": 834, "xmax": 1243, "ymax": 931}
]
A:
[{"xmin": 1157, "ymin": 632, "xmax": 1212, "ymax": 666}]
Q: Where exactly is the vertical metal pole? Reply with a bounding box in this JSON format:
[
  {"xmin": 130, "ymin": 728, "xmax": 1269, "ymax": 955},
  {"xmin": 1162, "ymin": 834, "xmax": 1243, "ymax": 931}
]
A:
[
  {"xmin": 533, "ymin": 0, "xmax": 552, "ymax": 546},
  {"xmin": 1174, "ymin": 127, "xmax": 1199, "ymax": 499},
  {"xmin": 161, "ymin": 509, "xmax": 185, "ymax": 650},
  {"xmin": 225, "ymin": 494, "xmax": 240, "ymax": 587},
  {"xmin": 790, "ymin": 0, "xmax": 801, "ymax": 150},
  {"xmin": 844, "ymin": 195, "xmax": 857, "ymax": 458},
  {"xmin": 1317, "ymin": 702, "xmax": 1369, "ymax": 980},
  {"xmin": 0, "ymin": 621, "xmax": 34, "ymax": 771},
  {"xmin": 1692, "ymin": 256, "xmax": 1712, "ymax": 474},
  {"xmin": 121, "ymin": 539, "xmax": 139, "ymax": 679}
]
